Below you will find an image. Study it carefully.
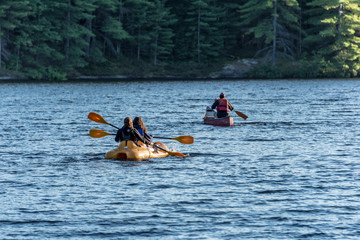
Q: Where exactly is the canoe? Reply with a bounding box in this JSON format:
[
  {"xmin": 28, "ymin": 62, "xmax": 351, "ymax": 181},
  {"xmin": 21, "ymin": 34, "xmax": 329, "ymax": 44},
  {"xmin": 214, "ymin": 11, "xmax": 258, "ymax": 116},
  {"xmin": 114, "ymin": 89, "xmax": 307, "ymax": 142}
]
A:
[
  {"xmin": 203, "ymin": 107, "xmax": 234, "ymax": 126},
  {"xmin": 203, "ymin": 116, "xmax": 234, "ymax": 126},
  {"xmin": 105, "ymin": 140, "xmax": 169, "ymax": 161}
]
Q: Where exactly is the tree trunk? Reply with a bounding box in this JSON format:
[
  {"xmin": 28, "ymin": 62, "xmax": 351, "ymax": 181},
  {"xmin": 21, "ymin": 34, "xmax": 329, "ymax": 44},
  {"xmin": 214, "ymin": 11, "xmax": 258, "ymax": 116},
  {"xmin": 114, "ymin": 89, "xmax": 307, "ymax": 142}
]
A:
[
  {"xmin": 298, "ymin": 6, "xmax": 302, "ymax": 57},
  {"xmin": 197, "ymin": 6, "xmax": 201, "ymax": 63},
  {"xmin": 117, "ymin": 0, "xmax": 123, "ymax": 54},
  {"xmin": 65, "ymin": 0, "xmax": 71, "ymax": 63},
  {"xmin": 16, "ymin": 45, "xmax": 20, "ymax": 72},
  {"xmin": 0, "ymin": 26, "xmax": 2, "ymax": 69},
  {"xmin": 86, "ymin": 13, "xmax": 93, "ymax": 58},
  {"xmin": 137, "ymin": 26, "xmax": 141, "ymax": 60},
  {"xmin": 272, "ymin": 0, "xmax": 277, "ymax": 66},
  {"xmin": 337, "ymin": 4, "xmax": 342, "ymax": 33},
  {"xmin": 153, "ymin": 34, "xmax": 158, "ymax": 66}
]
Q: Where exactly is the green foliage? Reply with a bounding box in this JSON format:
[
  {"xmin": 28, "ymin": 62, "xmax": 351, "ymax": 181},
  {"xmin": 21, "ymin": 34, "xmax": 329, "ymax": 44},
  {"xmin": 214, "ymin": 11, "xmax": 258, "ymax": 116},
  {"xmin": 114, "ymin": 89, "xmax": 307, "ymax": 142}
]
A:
[
  {"xmin": 238, "ymin": 0, "xmax": 300, "ymax": 65},
  {"xmin": 304, "ymin": 0, "xmax": 360, "ymax": 77},
  {"xmin": 246, "ymin": 58, "xmax": 327, "ymax": 79},
  {"xmin": 23, "ymin": 65, "xmax": 66, "ymax": 81},
  {"xmin": 1, "ymin": 0, "xmax": 360, "ymax": 79}
]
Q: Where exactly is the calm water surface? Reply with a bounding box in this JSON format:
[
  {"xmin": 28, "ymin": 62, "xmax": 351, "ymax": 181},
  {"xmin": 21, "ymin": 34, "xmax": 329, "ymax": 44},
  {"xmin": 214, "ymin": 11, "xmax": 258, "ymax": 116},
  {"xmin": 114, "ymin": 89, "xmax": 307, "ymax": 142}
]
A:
[{"xmin": 0, "ymin": 79, "xmax": 360, "ymax": 239}]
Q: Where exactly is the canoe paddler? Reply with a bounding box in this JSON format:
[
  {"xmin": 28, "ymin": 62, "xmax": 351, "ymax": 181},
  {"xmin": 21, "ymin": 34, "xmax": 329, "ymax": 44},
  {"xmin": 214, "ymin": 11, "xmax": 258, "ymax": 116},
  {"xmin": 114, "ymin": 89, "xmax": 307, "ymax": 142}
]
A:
[
  {"xmin": 211, "ymin": 92, "xmax": 234, "ymax": 118},
  {"xmin": 115, "ymin": 117, "xmax": 151, "ymax": 147}
]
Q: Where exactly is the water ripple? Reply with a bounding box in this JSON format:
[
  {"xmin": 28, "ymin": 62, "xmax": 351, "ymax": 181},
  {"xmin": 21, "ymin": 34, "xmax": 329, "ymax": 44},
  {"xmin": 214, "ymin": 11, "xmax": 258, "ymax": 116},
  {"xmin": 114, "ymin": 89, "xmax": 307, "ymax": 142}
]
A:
[{"xmin": 0, "ymin": 79, "xmax": 360, "ymax": 239}]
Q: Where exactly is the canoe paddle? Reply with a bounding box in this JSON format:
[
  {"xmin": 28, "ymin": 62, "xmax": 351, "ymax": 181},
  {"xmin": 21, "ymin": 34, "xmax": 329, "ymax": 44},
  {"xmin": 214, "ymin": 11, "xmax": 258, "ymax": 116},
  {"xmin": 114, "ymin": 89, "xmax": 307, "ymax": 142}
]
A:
[
  {"xmin": 88, "ymin": 112, "xmax": 188, "ymax": 157},
  {"xmin": 234, "ymin": 110, "xmax": 248, "ymax": 120},
  {"xmin": 89, "ymin": 129, "xmax": 193, "ymax": 145}
]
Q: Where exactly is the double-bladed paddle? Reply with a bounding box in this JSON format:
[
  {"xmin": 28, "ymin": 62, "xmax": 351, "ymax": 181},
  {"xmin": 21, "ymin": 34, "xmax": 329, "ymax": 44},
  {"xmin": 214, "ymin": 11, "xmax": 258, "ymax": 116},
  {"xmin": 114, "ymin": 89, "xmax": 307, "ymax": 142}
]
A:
[
  {"xmin": 89, "ymin": 129, "xmax": 114, "ymax": 138},
  {"xmin": 88, "ymin": 112, "xmax": 120, "ymax": 129},
  {"xmin": 153, "ymin": 136, "xmax": 194, "ymax": 145},
  {"xmin": 89, "ymin": 129, "xmax": 193, "ymax": 145}
]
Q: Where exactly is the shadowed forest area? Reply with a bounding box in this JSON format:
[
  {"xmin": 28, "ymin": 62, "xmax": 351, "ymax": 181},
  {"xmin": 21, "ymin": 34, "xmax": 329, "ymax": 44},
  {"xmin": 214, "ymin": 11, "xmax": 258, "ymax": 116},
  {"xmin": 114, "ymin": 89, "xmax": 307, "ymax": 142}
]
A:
[{"xmin": 1, "ymin": 0, "xmax": 360, "ymax": 80}]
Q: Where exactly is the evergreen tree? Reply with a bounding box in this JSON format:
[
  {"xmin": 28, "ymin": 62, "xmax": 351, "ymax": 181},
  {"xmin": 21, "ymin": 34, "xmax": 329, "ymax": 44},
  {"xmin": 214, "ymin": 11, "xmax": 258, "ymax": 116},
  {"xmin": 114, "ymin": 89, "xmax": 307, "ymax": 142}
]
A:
[
  {"xmin": 148, "ymin": 0, "xmax": 176, "ymax": 65},
  {"xmin": 218, "ymin": 0, "xmax": 248, "ymax": 57},
  {"xmin": 62, "ymin": 0, "xmax": 95, "ymax": 70},
  {"xmin": 19, "ymin": 0, "xmax": 66, "ymax": 79},
  {"xmin": 175, "ymin": 0, "xmax": 226, "ymax": 63},
  {"xmin": 122, "ymin": 0, "xmax": 153, "ymax": 61},
  {"xmin": 305, "ymin": 0, "xmax": 360, "ymax": 76},
  {"xmin": 91, "ymin": 0, "xmax": 129, "ymax": 63},
  {"xmin": 238, "ymin": 0, "xmax": 300, "ymax": 66},
  {"xmin": 0, "ymin": 0, "xmax": 30, "ymax": 70}
]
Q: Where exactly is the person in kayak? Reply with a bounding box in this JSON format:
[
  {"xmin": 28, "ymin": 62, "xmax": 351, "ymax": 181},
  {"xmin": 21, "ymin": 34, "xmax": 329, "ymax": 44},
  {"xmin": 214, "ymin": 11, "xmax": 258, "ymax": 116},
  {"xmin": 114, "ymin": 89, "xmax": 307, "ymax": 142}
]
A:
[
  {"xmin": 211, "ymin": 92, "xmax": 234, "ymax": 118},
  {"xmin": 133, "ymin": 116, "xmax": 153, "ymax": 143},
  {"xmin": 115, "ymin": 117, "xmax": 151, "ymax": 146}
]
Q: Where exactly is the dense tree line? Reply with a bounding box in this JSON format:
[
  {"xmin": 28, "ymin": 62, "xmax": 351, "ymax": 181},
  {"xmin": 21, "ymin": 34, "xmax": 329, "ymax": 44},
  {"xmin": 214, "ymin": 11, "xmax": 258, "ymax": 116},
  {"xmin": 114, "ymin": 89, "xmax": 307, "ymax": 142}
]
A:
[{"xmin": 0, "ymin": 0, "xmax": 359, "ymax": 80}]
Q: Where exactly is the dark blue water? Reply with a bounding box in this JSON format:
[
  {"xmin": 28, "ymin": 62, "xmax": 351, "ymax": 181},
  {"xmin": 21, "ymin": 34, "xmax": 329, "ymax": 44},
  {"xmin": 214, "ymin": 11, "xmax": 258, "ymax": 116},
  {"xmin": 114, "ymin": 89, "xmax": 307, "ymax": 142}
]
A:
[{"xmin": 1, "ymin": 79, "xmax": 359, "ymax": 239}]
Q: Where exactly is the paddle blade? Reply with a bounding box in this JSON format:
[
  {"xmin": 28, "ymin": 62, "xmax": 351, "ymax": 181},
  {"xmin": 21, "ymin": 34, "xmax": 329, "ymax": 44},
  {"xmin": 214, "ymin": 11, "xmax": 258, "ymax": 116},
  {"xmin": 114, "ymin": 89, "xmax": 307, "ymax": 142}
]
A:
[
  {"xmin": 88, "ymin": 112, "xmax": 110, "ymax": 125},
  {"xmin": 172, "ymin": 135, "xmax": 194, "ymax": 144},
  {"xmin": 167, "ymin": 151, "xmax": 187, "ymax": 157},
  {"xmin": 89, "ymin": 129, "xmax": 113, "ymax": 138},
  {"xmin": 235, "ymin": 111, "xmax": 248, "ymax": 120}
]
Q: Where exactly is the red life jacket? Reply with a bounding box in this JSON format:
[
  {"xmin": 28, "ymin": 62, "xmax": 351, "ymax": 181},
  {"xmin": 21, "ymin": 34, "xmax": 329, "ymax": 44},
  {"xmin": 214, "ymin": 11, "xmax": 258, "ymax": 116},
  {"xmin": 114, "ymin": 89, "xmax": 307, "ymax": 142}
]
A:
[{"xmin": 216, "ymin": 98, "xmax": 229, "ymax": 112}]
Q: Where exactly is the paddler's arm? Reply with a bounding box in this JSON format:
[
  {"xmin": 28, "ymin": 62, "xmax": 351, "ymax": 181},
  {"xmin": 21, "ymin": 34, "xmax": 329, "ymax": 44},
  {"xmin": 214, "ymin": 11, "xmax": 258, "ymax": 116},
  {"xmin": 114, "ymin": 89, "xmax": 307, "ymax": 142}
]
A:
[
  {"xmin": 144, "ymin": 132, "xmax": 153, "ymax": 143},
  {"xmin": 211, "ymin": 99, "xmax": 219, "ymax": 110},
  {"xmin": 132, "ymin": 128, "xmax": 151, "ymax": 146},
  {"xmin": 228, "ymin": 101, "xmax": 234, "ymax": 111},
  {"xmin": 115, "ymin": 128, "xmax": 122, "ymax": 142}
]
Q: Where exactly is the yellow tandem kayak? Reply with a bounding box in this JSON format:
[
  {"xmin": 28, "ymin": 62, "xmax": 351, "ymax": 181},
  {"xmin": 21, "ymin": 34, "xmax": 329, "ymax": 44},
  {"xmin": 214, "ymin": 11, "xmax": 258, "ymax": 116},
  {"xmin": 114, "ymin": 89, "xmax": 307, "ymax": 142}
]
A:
[{"xmin": 105, "ymin": 140, "xmax": 169, "ymax": 161}]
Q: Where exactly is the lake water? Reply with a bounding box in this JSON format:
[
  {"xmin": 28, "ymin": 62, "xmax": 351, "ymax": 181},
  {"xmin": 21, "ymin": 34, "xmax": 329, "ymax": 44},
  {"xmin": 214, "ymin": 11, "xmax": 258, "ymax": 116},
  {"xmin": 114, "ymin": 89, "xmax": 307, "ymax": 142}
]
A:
[{"xmin": 0, "ymin": 79, "xmax": 359, "ymax": 239}]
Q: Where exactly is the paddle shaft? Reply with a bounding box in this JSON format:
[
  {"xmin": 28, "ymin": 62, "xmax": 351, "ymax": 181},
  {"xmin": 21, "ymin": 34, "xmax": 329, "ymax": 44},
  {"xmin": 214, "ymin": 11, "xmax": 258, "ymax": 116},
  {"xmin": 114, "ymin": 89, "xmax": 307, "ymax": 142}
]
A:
[
  {"xmin": 108, "ymin": 123, "xmax": 120, "ymax": 129},
  {"xmin": 153, "ymin": 143, "xmax": 186, "ymax": 157}
]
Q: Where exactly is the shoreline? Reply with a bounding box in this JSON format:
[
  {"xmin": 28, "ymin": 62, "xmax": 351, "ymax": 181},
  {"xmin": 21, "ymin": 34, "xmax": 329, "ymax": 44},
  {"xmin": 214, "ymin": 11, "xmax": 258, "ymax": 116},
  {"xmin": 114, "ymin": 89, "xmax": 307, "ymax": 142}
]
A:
[{"xmin": 0, "ymin": 75, "xmax": 249, "ymax": 82}]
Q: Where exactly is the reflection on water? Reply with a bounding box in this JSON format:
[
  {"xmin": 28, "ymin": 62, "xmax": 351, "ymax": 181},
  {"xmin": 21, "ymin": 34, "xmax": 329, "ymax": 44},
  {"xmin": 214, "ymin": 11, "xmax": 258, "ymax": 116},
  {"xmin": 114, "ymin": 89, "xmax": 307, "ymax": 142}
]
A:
[{"xmin": 0, "ymin": 79, "xmax": 360, "ymax": 239}]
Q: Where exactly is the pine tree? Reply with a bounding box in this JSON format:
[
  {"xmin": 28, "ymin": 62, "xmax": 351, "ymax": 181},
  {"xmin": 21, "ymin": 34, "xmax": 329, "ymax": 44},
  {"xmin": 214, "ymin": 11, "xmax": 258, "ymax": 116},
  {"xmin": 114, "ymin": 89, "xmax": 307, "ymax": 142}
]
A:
[
  {"xmin": 305, "ymin": 0, "xmax": 360, "ymax": 76},
  {"xmin": 175, "ymin": 0, "xmax": 226, "ymax": 63},
  {"xmin": 62, "ymin": 0, "xmax": 95, "ymax": 70},
  {"xmin": 91, "ymin": 0, "xmax": 129, "ymax": 63},
  {"xmin": 122, "ymin": 0, "xmax": 153, "ymax": 61},
  {"xmin": 0, "ymin": 0, "xmax": 30, "ymax": 70},
  {"xmin": 238, "ymin": 0, "xmax": 300, "ymax": 66},
  {"xmin": 218, "ymin": 0, "xmax": 248, "ymax": 57},
  {"xmin": 148, "ymin": 0, "xmax": 176, "ymax": 65}
]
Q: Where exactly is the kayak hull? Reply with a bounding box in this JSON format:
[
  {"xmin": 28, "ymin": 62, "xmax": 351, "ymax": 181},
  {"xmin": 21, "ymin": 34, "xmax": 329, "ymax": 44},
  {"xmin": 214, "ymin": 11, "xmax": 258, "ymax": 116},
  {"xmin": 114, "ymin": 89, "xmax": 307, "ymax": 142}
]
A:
[
  {"xmin": 105, "ymin": 141, "xmax": 169, "ymax": 161},
  {"xmin": 203, "ymin": 116, "xmax": 234, "ymax": 126}
]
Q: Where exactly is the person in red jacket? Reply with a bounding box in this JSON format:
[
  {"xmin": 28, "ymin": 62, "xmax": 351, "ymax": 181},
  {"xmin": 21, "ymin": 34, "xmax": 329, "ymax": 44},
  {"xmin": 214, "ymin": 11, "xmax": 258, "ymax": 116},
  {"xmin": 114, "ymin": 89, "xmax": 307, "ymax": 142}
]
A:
[{"xmin": 211, "ymin": 92, "xmax": 234, "ymax": 118}]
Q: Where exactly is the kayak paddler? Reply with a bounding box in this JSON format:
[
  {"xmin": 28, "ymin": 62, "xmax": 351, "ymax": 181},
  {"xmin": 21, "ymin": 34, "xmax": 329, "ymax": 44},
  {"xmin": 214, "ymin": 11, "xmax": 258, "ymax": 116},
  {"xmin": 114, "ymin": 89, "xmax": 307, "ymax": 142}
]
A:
[
  {"xmin": 115, "ymin": 117, "xmax": 151, "ymax": 146},
  {"xmin": 133, "ymin": 116, "xmax": 153, "ymax": 143},
  {"xmin": 211, "ymin": 92, "xmax": 234, "ymax": 118}
]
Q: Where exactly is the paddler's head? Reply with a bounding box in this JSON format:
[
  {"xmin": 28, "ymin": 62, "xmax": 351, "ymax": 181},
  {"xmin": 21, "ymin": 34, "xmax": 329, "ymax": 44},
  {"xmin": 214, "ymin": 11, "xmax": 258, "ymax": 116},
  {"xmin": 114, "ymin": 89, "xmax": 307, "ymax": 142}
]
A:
[
  {"xmin": 219, "ymin": 92, "xmax": 225, "ymax": 98},
  {"xmin": 124, "ymin": 117, "xmax": 133, "ymax": 128},
  {"xmin": 133, "ymin": 116, "xmax": 147, "ymax": 132},
  {"xmin": 133, "ymin": 116, "xmax": 141, "ymax": 126}
]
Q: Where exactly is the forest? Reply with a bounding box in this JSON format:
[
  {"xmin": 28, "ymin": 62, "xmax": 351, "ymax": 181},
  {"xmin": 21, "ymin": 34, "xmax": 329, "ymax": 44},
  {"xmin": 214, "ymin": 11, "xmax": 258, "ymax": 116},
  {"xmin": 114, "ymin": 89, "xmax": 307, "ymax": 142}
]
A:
[{"xmin": 1, "ymin": 0, "xmax": 360, "ymax": 80}]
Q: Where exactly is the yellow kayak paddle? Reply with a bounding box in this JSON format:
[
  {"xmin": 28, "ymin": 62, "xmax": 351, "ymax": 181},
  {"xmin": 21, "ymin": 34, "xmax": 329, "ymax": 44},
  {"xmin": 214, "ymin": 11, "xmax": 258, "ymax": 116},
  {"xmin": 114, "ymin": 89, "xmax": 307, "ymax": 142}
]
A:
[{"xmin": 89, "ymin": 129, "xmax": 193, "ymax": 145}]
